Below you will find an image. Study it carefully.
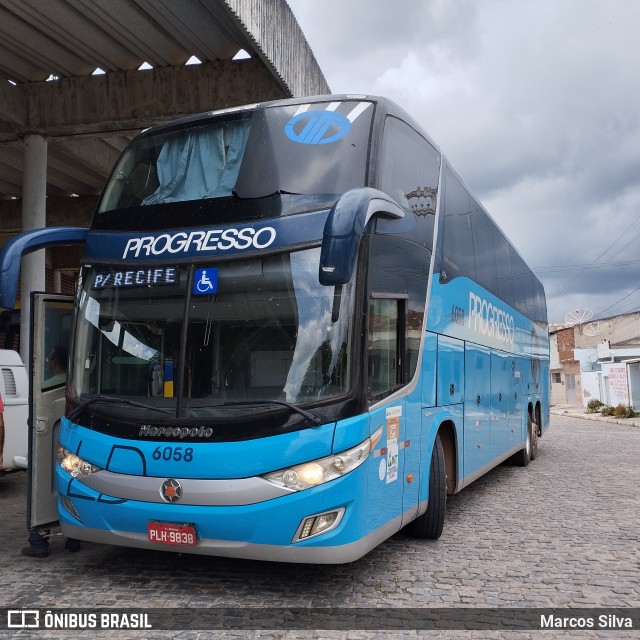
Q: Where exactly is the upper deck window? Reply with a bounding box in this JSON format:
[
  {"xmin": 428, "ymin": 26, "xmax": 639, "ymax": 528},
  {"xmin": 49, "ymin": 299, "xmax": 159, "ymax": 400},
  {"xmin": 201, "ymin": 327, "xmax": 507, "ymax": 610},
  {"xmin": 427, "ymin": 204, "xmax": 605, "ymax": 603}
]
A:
[
  {"xmin": 99, "ymin": 117, "xmax": 251, "ymax": 212},
  {"xmin": 98, "ymin": 101, "xmax": 374, "ymax": 216},
  {"xmin": 142, "ymin": 120, "xmax": 250, "ymax": 205}
]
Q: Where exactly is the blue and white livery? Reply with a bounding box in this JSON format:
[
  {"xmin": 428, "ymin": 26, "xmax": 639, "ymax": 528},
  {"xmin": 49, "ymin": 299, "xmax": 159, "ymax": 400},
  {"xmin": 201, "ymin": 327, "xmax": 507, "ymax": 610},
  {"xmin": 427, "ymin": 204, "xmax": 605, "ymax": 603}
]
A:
[{"xmin": 0, "ymin": 96, "xmax": 549, "ymax": 563}]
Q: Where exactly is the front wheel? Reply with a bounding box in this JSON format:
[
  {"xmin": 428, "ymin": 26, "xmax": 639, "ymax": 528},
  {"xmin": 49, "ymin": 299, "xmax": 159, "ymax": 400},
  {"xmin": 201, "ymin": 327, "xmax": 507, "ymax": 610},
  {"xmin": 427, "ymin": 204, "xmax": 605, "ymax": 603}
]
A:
[{"xmin": 410, "ymin": 433, "xmax": 446, "ymax": 539}]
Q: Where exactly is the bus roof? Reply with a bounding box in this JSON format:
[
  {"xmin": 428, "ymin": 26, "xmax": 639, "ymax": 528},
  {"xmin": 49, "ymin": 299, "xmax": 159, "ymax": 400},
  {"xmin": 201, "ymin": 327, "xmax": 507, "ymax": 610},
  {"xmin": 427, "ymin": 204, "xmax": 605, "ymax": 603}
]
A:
[{"xmin": 137, "ymin": 94, "xmax": 440, "ymax": 153}]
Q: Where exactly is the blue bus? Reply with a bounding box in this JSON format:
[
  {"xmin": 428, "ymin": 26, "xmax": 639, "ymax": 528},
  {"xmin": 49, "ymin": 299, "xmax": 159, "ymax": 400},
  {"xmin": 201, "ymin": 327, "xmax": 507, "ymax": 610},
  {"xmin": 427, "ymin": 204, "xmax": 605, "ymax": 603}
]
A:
[{"xmin": 0, "ymin": 95, "xmax": 549, "ymax": 563}]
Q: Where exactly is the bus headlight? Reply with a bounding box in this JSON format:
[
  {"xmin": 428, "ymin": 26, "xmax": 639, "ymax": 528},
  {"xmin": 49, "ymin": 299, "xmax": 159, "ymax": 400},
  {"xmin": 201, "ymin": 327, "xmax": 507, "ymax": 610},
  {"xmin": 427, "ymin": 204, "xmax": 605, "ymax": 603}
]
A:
[
  {"xmin": 57, "ymin": 447, "xmax": 102, "ymax": 479},
  {"xmin": 262, "ymin": 428, "xmax": 382, "ymax": 492}
]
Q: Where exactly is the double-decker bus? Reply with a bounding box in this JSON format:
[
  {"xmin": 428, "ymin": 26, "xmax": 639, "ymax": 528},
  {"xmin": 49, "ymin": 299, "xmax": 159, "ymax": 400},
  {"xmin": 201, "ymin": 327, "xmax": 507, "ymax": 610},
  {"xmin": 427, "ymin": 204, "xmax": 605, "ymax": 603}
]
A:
[{"xmin": 0, "ymin": 95, "xmax": 549, "ymax": 563}]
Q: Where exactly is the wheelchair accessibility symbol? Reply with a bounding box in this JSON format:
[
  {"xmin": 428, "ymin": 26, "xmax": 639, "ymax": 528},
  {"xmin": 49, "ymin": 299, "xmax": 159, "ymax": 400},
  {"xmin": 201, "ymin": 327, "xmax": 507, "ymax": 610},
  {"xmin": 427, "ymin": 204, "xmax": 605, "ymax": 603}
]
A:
[{"xmin": 193, "ymin": 268, "xmax": 219, "ymax": 295}]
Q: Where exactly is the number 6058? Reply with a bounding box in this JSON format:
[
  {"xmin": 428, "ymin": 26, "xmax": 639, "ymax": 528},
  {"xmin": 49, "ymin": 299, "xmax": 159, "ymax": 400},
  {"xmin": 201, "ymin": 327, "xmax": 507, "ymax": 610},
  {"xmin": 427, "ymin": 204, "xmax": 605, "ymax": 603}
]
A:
[{"xmin": 152, "ymin": 446, "xmax": 194, "ymax": 462}]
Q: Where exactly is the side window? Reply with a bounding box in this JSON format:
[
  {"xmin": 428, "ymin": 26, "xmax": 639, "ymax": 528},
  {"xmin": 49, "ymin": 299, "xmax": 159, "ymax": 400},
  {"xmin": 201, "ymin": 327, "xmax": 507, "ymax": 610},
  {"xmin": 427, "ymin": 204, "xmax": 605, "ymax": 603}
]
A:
[
  {"xmin": 436, "ymin": 166, "xmax": 545, "ymax": 326},
  {"xmin": 367, "ymin": 235, "xmax": 431, "ymax": 400},
  {"xmin": 41, "ymin": 302, "xmax": 73, "ymax": 391},
  {"xmin": 368, "ymin": 298, "xmax": 402, "ymax": 399},
  {"xmin": 440, "ymin": 167, "xmax": 476, "ymax": 283},
  {"xmin": 378, "ymin": 116, "xmax": 440, "ymax": 250},
  {"xmin": 470, "ymin": 199, "xmax": 498, "ymax": 295},
  {"xmin": 494, "ymin": 227, "xmax": 514, "ymax": 308},
  {"xmin": 510, "ymin": 246, "xmax": 530, "ymax": 318},
  {"xmin": 533, "ymin": 279, "xmax": 548, "ymax": 326}
]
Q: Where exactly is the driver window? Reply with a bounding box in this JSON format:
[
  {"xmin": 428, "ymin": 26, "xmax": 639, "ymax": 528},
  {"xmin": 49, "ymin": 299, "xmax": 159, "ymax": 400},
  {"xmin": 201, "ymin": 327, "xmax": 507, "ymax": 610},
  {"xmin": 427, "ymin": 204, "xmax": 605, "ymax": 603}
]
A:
[
  {"xmin": 41, "ymin": 302, "xmax": 73, "ymax": 391},
  {"xmin": 368, "ymin": 298, "xmax": 401, "ymax": 399}
]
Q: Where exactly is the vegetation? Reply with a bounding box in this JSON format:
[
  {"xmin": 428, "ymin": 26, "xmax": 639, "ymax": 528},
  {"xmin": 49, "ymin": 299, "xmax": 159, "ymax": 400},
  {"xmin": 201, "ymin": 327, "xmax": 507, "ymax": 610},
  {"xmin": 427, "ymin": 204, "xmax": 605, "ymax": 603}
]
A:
[
  {"xmin": 586, "ymin": 399, "xmax": 605, "ymax": 414},
  {"xmin": 598, "ymin": 404, "xmax": 639, "ymax": 418}
]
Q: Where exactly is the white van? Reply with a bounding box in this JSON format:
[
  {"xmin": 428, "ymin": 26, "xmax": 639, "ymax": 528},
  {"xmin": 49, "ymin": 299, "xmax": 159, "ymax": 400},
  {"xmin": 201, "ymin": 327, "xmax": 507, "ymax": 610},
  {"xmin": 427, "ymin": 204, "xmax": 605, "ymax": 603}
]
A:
[{"xmin": 0, "ymin": 349, "xmax": 29, "ymax": 473}]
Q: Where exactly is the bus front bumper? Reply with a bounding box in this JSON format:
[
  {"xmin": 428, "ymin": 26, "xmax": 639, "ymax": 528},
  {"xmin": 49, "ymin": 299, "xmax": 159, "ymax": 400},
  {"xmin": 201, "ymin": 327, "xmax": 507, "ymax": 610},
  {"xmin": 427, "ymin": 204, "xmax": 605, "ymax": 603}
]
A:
[{"xmin": 56, "ymin": 464, "xmax": 397, "ymax": 564}]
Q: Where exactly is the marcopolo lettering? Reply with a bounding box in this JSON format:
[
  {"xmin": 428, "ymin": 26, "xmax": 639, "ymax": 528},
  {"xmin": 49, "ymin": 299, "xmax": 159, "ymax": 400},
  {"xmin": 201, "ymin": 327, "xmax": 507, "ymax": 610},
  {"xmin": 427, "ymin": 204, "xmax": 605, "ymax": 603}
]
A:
[
  {"xmin": 139, "ymin": 425, "xmax": 214, "ymax": 439},
  {"xmin": 468, "ymin": 292, "xmax": 515, "ymax": 345},
  {"xmin": 122, "ymin": 227, "xmax": 277, "ymax": 259}
]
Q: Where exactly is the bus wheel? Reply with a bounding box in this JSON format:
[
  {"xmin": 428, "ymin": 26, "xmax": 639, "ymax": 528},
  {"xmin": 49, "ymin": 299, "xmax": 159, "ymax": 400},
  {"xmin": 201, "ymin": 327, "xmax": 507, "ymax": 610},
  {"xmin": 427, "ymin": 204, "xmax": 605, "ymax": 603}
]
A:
[
  {"xmin": 530, "ymin": 418, "xmax": 539, "ymax": 461},
  {"xmin": 410, "ymin": 433, "xmax": 446, "ymax": 539},
  {"xmin": 512, "ymin": 416, "xmax": 532, "ymax": 467}
]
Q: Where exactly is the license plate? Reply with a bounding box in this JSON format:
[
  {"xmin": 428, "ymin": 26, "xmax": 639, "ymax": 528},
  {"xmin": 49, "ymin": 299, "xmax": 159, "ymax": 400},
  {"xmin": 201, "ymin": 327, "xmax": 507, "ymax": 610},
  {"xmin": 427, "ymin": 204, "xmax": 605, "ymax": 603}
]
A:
[{"xmin": 147, "ymin": 522, "xmax": 197, "ymax": 546}]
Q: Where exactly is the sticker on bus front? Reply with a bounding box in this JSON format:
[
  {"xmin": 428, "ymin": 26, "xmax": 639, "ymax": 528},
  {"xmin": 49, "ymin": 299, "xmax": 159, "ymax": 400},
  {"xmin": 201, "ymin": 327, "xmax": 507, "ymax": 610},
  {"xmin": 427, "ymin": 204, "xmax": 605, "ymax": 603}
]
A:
[{"xmin": 193, "ymin": 268, "xmax": 218, "ymax": 295}]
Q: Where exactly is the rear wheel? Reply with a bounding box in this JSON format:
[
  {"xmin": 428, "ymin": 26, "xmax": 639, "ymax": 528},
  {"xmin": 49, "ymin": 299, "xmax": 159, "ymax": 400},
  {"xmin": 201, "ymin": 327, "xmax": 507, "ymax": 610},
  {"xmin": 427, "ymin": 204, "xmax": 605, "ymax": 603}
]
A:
[
  {"xmin": 530, "ymin": 417, "xmax": 539, "ymax": 460},
  {"xmin": 512, "ymin": 415, "xmax": 532, "ymax": 467},
  {"xmin": 410, "ymin": 433, "xmax": 446, "ymax": 539}
]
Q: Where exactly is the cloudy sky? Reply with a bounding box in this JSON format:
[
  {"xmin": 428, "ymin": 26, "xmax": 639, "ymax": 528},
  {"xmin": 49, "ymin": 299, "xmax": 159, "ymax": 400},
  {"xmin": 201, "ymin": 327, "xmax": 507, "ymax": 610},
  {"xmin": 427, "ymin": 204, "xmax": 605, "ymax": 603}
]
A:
[{"xmin": 286, "ymin": 0, "xmax": 640, "ymax": 325}]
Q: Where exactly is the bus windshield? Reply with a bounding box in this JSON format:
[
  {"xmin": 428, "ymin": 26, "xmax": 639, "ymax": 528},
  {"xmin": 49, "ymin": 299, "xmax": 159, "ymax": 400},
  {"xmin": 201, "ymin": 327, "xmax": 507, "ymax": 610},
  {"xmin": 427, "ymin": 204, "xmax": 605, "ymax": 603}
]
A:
[
  {"xmin": 69, "ymin": 247, "xmax": 355, "ymax": 424},
  {"xmin": 98, "ymin": 100, "xmax": 374, "ymax": 214}
]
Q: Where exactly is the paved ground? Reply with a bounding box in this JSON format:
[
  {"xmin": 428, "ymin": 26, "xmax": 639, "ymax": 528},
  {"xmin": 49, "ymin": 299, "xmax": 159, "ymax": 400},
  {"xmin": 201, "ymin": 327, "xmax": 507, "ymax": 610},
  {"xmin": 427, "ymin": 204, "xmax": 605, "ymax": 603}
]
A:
[{"xmin": 0, "ymin": 413, "xmax": 639, "ymax": 639}]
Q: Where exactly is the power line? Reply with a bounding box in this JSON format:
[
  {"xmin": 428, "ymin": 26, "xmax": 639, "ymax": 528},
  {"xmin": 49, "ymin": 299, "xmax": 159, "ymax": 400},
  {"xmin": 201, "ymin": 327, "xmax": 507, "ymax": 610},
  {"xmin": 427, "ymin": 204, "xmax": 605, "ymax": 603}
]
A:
[
  {"xmin": 534, "ymin": 259, "xmax": 640, "ymax": 274},
  {"xmin": 593, "ymin": 285, "xmax": 640, "ymax": 319},
  {"xmin": 555, "ymin": 213, "xmax": 640, "ymax": 294}
]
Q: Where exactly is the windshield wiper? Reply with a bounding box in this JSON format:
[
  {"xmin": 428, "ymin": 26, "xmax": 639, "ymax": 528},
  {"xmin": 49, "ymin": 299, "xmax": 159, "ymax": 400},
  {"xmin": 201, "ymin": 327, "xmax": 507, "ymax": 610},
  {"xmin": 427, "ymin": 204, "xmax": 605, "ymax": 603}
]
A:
[
  {"xmin": 197, "ymin": 400, "xmax": 322, "ymax": 425},
  {"xmin": 67, "ymin": 395, "xmax": 172, "ymax": 421},
  {"xmin": 231, "ymin": 189, "xmax": 299, "ymax": 199}
]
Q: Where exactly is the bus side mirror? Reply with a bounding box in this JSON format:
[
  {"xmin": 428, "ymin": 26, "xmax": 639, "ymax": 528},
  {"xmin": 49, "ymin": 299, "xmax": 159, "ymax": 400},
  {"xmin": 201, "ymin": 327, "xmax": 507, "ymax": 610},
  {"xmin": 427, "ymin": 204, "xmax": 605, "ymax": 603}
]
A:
[
  {"xmin": 319, "ymin": 188, "xmax": 404, "ymax": 286},
  {"xmin": 0, "ymin": 227, "xmax": 88, "ymax": 309}
]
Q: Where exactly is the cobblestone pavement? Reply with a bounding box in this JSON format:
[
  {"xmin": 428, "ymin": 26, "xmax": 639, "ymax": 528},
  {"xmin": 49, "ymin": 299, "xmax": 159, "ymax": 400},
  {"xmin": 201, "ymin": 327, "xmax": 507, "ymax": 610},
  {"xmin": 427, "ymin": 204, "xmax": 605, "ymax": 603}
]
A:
[{"xmin": 1, "ymin": 414, "xmax": 638, "ymax": 640}]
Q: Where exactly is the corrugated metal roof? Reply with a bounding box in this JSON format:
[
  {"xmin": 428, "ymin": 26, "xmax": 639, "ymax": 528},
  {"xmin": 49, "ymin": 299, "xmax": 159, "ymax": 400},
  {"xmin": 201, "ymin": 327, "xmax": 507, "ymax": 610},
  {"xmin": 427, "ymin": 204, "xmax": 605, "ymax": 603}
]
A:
[{"xmin": 0, "ymin": 0, "xmax": 253, "ymax": 83}]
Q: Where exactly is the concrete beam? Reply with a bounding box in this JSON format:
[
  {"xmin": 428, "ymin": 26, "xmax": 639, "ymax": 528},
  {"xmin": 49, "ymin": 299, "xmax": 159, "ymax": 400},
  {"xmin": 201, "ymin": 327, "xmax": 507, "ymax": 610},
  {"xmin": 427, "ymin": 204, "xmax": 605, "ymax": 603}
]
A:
[
  {"xmin": 222, "ymin": 0, "xmax": 330, "ymax": 98},
  {"xmin": 52, "ymin": 138, "xmax": 122, "ymax": 182},
  {"xmin": 0, "ymin": 58, "xmax": 286, "ymax": 142}
]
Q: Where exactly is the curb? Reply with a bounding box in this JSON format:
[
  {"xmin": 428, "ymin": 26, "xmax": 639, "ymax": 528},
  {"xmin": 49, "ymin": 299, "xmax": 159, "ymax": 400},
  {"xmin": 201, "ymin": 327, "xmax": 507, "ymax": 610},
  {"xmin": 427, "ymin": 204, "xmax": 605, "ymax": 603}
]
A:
[{"xmin": 550, "ymin": 408, "xmax": 640, "ymax": 428}]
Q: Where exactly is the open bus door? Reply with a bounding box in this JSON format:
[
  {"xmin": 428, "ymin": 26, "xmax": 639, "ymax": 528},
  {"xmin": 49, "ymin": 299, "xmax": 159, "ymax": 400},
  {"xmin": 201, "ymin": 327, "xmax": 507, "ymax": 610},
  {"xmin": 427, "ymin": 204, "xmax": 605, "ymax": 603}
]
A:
[{"xmin": 27, "ymin": 293, "xmax": 75, "ymax": 531}]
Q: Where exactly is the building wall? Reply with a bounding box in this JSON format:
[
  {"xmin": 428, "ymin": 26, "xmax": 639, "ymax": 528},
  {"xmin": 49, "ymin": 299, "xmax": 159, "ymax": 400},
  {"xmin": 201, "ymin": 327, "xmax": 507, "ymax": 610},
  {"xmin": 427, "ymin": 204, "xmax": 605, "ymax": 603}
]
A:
[
  {"xmin": 601, "ymin": 362, "xmax": 631, "ymax": 406},
  {"xmin": 550, "ymin": 372, "xmax": 566, "ymax": 405},
  {"xmin": 549, "ymin": 327, "xmax": 581, "ymax": 405},
  {"xmin": 556, "ymin": 326, "xmax": 575, "ymax": 362},
  {"xmin": 550, "ymin": 333, "xmax": 559, "ymax": 369},
  {"xmin": 581, "ymin": 371, "xmax": 601, "ymax": 406},
  {"xmin": 550, "ymin": 332, "xmax": 565, "ymax": 404},
  {"xmin": 551, "ymin": 314, "xmax": 640, "ymax": 408},
  {"xmin": 574, "ymin": 312, "xmax": 640, "ymax": 349},
  {"xmin": 630, "ymin": 363, "xmax": 640, "ymax": 408}
]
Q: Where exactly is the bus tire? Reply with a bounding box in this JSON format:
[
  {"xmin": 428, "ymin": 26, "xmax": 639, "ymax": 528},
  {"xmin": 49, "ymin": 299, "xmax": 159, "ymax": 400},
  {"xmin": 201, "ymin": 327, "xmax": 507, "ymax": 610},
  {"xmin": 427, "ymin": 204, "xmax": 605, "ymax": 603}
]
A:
[
  {"xmin": 530, "ymin": 417, "xmax": 539, "ymax": 460},
  {"xmin": 512, "ymin": 416, "xmax": 532, "ymax": 467},
  {"xmin": 410, "ymin": 433, "xmax": 446, "ymax": 539}
]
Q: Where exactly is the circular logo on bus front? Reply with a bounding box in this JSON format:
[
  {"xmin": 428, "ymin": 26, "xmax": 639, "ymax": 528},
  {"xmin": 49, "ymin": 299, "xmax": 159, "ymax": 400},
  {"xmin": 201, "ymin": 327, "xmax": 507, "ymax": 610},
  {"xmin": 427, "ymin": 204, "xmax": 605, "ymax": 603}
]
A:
[
  {"xmin": 284, "ymin": 110, "xmax": 351, "ymax": 145},
  {"xmin": 160, "ymin": 478, "xmax": 182, "ymax": 503}
]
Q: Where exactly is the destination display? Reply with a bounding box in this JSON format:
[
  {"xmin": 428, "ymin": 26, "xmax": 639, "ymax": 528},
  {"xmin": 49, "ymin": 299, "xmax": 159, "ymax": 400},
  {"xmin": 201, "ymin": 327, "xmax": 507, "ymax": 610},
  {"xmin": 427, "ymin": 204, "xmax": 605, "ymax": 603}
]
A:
[{"xmin": 92, "ymin": 266, "xmax": 178, "ymax": 289}]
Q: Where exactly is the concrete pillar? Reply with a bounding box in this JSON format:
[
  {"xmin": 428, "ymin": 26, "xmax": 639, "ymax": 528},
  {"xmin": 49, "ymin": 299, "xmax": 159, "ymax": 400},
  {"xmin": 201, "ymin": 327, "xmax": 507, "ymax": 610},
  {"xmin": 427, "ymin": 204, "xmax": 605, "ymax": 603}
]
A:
[{"xmin": 20, "ymin": 134, "xmax": 47, "ymax": 365}]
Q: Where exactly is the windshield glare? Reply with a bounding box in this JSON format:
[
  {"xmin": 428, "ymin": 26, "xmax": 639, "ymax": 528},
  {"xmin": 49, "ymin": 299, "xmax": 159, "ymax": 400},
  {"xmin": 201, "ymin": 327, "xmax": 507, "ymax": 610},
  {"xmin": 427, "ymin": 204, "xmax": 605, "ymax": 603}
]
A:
[{"xmin": 70, "ymin": 248, "xmax": 354, "ymax": 422}]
